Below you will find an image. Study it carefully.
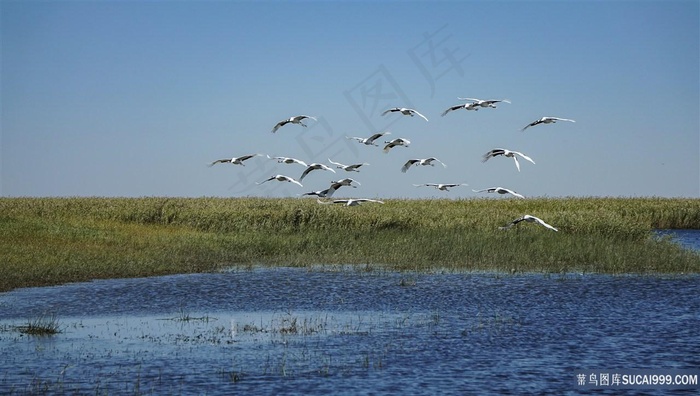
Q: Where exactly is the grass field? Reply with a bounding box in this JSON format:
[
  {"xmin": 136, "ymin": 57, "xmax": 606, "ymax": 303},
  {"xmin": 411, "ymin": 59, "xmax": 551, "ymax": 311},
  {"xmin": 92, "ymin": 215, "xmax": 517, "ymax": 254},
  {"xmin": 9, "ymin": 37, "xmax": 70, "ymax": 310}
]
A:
[{"xmin": 1, "ymin": 197, "xmax": 699, "ymax": 292}]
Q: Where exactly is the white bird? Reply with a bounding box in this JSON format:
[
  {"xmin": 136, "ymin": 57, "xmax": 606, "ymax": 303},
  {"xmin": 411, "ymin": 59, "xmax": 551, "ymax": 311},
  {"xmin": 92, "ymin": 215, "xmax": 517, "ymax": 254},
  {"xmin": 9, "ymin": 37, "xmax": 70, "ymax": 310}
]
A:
[
  {"xmin": 325, "ymin": 178, "xmax": 360, "ymax": 197},
  {"xmin": 381, "ymin": 107, "xmax": 429, "ymax": 122},
  {"xmin": 441, "ymin": 102, "xmax": 480, "ymax": 116},
  {"xmin": 300, "ymin": 188, "xmax": 332, "ymax": 198},
  {"xmin": 299, "ymin": 163, "xmax": 336, "ymax": 181},
  {"xmin": 329, "ymin": 178, "xmax": 361, "ymax": 189},
  {"xmin": 499, "ymin": 214, "xmax": 558, "ymax": 232},
  {"xmin": 208, "ymin": 154, "xmax": 261, "ymax": 167},
  {"xmin": 482, "ymin": 148, "xmax": 535, "ymax": 172},
  {"xmin": 317, "ymin": 198, "xmax": 384, "ymax": 207},
  {"xmin": 521, "ymin": 116, "xmax": 575, "ymax": 131},
  {"xmin": 256, "ymin": 174, "xmax": 303, "ymax": 187},
  {"xmin": 458, "ymin": 97, "xmax": 511, "ymax": 108},
  {"xmin": 266, "ymin": 155, "xmax": 308, "ymax": 167},
  {"xmin": 346, "ymin": 131, "xmax": 391, "ymax": 146},
  {"xmin": 271, "ymin": 115, "xmax": 317, "ymax": 133},
  {"xmin": 383, "ymin": 138, "xmax": 411, "ymax": 153},
  {"xmin": 472, "ymin": 187, "xmax": 525, "ymax": 199},
  {"xmin": 413, "ymin": 183, "xmax": 466, "ymax": 191},
  {"xmin": 328, "ymin": 159, "xmax": 369, "ymax": 172},
  {"xmin": 401, "ymin": 157, "xmax": 447, "ymax": 173}
]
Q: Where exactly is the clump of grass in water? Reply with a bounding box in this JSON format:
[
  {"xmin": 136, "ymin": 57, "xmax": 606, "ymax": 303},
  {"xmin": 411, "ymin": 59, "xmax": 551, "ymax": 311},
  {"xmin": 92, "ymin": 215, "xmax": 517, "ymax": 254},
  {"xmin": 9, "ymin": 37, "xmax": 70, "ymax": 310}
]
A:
[
  {"xmin": 156, "ymin": 308, "xmax": 214, "ymax": 323},
  {"xmin": 243, "ymin": 323, "xmax": 264, "ymax": 333},
  {"xmin": 273, "ymin": 314, "xmax": 326, "ymax": 336},
  {"xmin": 171, "ymin": 308, "xmax": 213, "ymax": 323},
  {"xmin": 17, "ymin": 314, "xmax": 61, "ymax": 336}
]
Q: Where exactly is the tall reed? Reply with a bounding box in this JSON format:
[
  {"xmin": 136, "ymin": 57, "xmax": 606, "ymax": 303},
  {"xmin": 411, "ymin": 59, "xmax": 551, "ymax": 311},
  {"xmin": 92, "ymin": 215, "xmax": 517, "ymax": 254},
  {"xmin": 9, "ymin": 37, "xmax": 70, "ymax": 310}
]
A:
[{"xmin": 1, "ymin": 197, "xmax": 698, "ymax": 292}]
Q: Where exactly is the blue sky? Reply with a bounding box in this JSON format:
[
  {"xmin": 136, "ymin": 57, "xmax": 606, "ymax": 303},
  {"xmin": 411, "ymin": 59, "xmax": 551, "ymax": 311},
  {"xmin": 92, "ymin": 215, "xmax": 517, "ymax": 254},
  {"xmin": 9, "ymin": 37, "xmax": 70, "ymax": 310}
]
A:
[{"xmin": 2, "ymin": 0, "xmax": 698, "ymax": 199}]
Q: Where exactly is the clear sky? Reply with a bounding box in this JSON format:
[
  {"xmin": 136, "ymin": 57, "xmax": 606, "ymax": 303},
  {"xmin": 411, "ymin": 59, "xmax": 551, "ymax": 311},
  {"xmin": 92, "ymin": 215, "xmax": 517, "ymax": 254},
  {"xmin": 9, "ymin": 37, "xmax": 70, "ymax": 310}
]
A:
[{"xmin": 2, "ymin": 0, "xmax": 698, "ymax": 199}]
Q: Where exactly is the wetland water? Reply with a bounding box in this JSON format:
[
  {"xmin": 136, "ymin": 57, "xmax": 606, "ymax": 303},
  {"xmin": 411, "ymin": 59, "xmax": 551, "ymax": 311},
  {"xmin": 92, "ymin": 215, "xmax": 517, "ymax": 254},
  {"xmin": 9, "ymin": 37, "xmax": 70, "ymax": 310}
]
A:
[{"xmin": 0, "ymin": 232, "xmax": 699, "ymax": 394}]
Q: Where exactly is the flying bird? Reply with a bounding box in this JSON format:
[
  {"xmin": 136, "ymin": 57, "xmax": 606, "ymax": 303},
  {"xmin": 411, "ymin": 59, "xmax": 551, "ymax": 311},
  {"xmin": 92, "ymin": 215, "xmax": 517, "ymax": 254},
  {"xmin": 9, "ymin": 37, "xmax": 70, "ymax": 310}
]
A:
[
  {"xmin": 458, "ymin": 97, "xmax": 511, "ymax": 108},
  {"xmin": 317, "ymin": 198, "xmax": 384, "ymax": 207},
  {"xmin": 499, "ymin": 215, "xmax": 558, "ymax": 232},
  {"xmin": 521, "ymin": 117, "xmax": 575, "ymax": 131},
  {"xmin": 305, "ymin": 178, "xmax": 361, "ymax": 198},
  {"xmin": 472, "ymin": 187, "xmax": 525, "ymax": 199},
  {"xmin": 328, "ymin": 159, "xmax": 369, "ymax": 172},
  {"xmin": 300, "ymin": 188, "xmax": 333, "ymax": 198},
  {"xmin": 299, "ymin": 163, "xmax": 336, "ymax": 181},
  {"xmin": 401, "ymin": 157, "xmax": 447, "ymax": 173},
  {"xmin": 329, "ymin": 178, "xmax": 361, "ymax": 189},
  {"xmin": 346, "ymin": 131, "xmax": 391, "ymax": 146},
  {"xmin": 301, "ymin": 178, "xmax": 360, "ymax": 198},
  {"xmin": 271, "ymin": 115, "xmax": 317, "ymax": 133},
  {"xmin": 413, "ymin": 183, "xmax": 467, "ymax": 191},
  {"xmin": 441, "ymin": 102, "xmax": 480, "ymax": 116},
  {"xmin": 257, "ymin": 174, "xmax": 303, "ymax": 187},
  {"xmin": 381, "ymin": 107, "xmax": 429, "ymax": 122},
  {"xmin": 482, "ymin": 148, "xmax": 535, "ymax": 172},
  {"xmin": 326, "ymin": 177, "xmax": 360, "ymax": 197},
  {"xmin": 267, "ymin": 155, "xmax": 308, "ymax": 167},
  {"xmin": 208, "ymin": 154, "xmax": 261, "ymax": 167},
  {"xmin": 383, "ymin": 138, "xmax": 411, "ymax": 153}
]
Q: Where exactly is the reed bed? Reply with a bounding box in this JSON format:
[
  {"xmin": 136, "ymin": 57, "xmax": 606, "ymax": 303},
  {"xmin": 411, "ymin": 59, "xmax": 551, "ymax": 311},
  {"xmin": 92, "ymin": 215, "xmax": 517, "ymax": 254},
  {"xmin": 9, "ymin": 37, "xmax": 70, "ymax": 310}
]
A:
[{"xmin": 1, "ymin": 197, "xmax": 698, "ymax": 292}]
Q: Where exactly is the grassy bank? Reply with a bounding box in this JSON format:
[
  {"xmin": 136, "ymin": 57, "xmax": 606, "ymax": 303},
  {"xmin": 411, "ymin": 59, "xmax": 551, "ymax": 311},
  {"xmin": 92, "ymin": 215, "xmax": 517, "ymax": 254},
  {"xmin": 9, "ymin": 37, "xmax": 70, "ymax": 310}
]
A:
[{"xmin": 1, "ymin": 197, "xmax": 699, "ymax": 292}]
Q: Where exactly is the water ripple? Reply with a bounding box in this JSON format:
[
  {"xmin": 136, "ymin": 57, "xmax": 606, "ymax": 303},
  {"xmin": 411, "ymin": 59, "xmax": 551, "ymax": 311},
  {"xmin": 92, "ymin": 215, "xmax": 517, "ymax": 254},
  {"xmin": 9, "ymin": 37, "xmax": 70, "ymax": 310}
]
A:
[{"xmin": 1, "ymin": 268, "xmax": 698, "ymax": 394}]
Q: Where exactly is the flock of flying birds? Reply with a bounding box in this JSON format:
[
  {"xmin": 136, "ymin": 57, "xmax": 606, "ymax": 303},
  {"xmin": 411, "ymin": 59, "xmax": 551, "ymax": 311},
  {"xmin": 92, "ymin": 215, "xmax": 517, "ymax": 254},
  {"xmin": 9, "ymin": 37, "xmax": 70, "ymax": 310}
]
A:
[{"xmin": 210, "ymin": 97, "xmax": 576, "ymax": 231}]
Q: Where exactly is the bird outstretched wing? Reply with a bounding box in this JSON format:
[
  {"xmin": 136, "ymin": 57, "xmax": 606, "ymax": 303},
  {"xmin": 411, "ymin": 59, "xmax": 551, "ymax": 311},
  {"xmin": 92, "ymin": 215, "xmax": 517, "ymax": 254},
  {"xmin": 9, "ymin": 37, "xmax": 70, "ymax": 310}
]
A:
[
  {"xmin": 482, "ymin": 149, "xmax": 503, "ymax": 163},
  {"xmin": 271, "ymin": 120, "xmax": 289, "ymax": 133},
  {"xmin": 284, "ymin": 176, "xmax": 304, "ymax": 187},
  {"xmin": 514, "ymin": 151, "xmax": 536, "ymax": 165},
  {"xmin": 208, "ymin": 159, "xmax": 231, "ymax": 167},
  {"xmin": 521, "ymin": 119, "xmax": 542, "ymax": 131},
  {"xmin": 550, "ymin": 117, "xmax": 575, "ymax": 123},
  {"xmin": 530, "ymin": 216, "xmax": 558, "ymax": 231},
  {"xmin": 328, "ymin": 158, "xmax": 345, "ymax": 168},
  {"xmin": 411, "ymin": 109, "xmax": 429, "ymax": 122},
  {"xmin": 502, "ymin": 188, "xmax": 525, "ymax": 199},
  {"xmin": 401, "ymin": 159, "xmax": 419, "ymax": 173},
  {"xmin": 427, "ymin": 157, "xmax": 447, "ymax": 168},
  {"xmin": 367, "ymin": 132, "xmax": 390, "ymax": 143},
  {"xmin": 441, "ymin": 105, "xmax": 463, "ymax": 117}
]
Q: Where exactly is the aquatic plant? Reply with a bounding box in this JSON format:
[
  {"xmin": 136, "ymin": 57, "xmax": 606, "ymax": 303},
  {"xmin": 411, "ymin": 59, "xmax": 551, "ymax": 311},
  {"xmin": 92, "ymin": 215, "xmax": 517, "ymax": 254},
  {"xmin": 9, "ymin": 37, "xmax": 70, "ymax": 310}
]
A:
[
  {"xmin": 168, "ymin": 308, "xmax": 213, "ymax": 323},
  {"xmin": 16, "ymin": 314, "xmax": 61, "ymax": 336},
  {"xmin": 272, "ymin": 314, "xmax": 327, "ymax": 336},
  {"xmin": 0, "ymin": 197, "xmax": 699, "ymax": 291}
]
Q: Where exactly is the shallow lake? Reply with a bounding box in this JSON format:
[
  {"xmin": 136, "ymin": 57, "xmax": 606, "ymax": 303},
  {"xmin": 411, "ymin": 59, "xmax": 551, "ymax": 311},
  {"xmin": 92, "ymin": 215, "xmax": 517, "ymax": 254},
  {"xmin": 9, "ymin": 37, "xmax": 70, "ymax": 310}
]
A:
[{"xmin": 0, "ymin": 231, "xmax": 699, "ymax": 394}]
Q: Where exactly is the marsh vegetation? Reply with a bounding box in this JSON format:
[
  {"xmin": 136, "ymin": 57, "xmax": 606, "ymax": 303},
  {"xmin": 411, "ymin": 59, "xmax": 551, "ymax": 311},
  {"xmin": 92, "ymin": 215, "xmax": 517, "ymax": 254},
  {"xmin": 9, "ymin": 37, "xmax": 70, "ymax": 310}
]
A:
[
  {"xmin": 15, "ymin": 314, "xmax": 61, "ymax": 336},
  {"xmin": 1, "ymin": 197, "xmax": 699, "ymax": 291}
]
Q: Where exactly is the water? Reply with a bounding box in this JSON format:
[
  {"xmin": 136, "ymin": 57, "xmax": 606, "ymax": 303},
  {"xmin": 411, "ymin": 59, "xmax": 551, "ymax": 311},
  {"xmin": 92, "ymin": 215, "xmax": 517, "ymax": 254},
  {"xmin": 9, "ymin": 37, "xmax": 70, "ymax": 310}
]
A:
[
  {"xmin": 0, "ymin": 231, "xmax": 698, "ymax": 395},
  {"xmin": 656, "ymin": 229, "xmax": 700, "ymax": 252}
]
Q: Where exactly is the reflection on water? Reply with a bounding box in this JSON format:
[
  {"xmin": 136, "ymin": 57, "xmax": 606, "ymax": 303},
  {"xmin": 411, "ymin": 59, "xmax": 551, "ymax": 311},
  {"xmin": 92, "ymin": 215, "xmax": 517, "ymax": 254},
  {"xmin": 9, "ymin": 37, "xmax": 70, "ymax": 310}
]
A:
[{"xmin": 1, "ymin": 267, "xmax": 699, "ymax": 394}]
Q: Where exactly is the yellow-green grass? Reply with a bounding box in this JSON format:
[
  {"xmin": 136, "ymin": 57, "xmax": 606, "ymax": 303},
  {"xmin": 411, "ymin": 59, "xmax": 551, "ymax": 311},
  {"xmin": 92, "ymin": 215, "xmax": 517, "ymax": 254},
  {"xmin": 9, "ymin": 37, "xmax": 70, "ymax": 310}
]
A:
[{"xmin": 1, "ymin": 197, "xmax": 699, "ymax": 292}]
